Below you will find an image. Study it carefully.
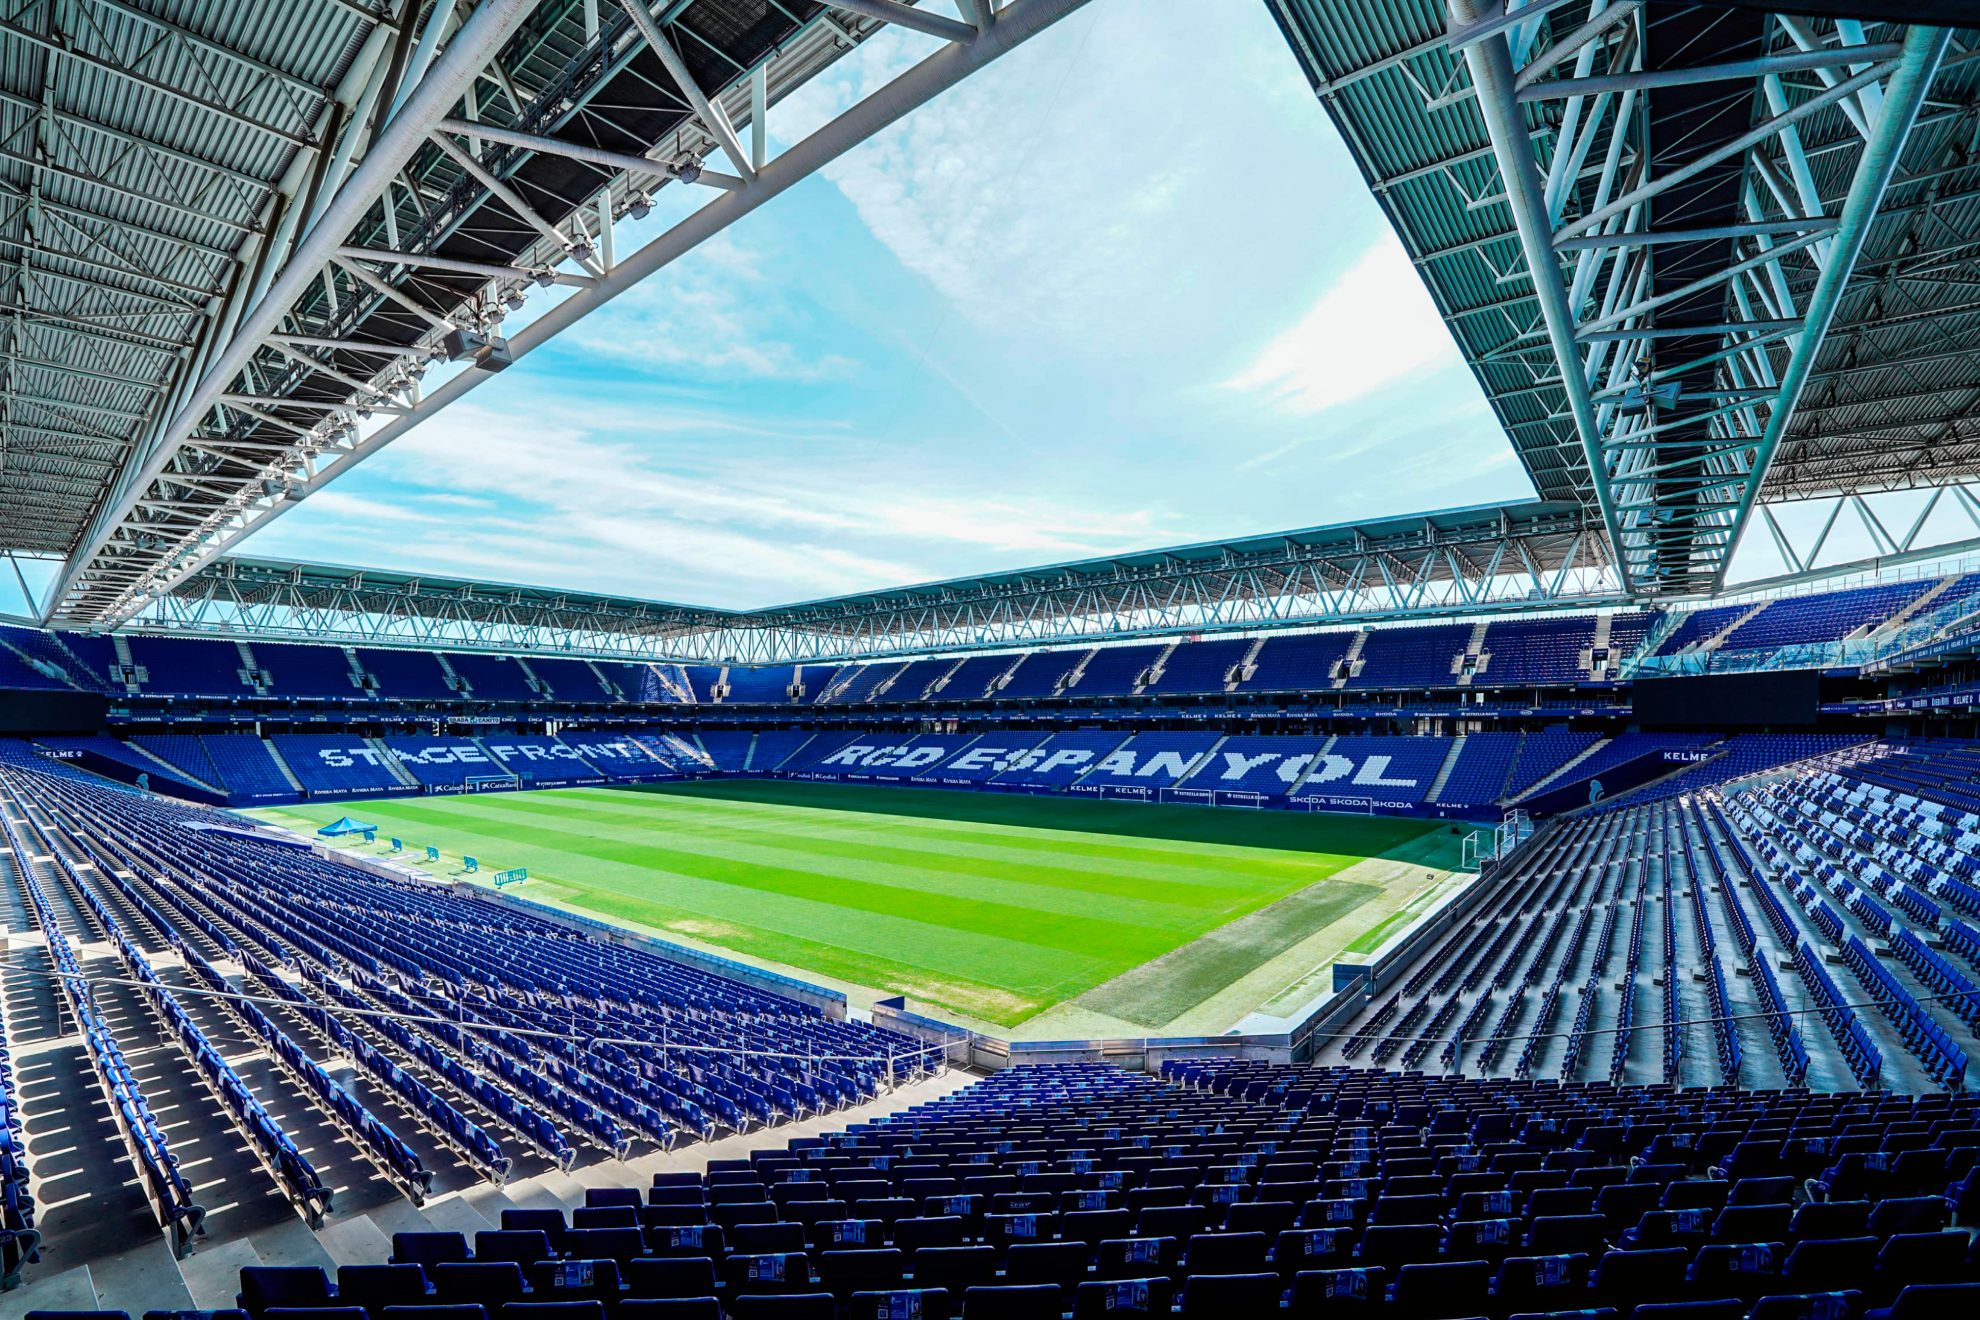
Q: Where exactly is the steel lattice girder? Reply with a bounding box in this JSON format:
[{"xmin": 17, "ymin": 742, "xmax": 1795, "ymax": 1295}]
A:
[
  {"xmin": 144, "ymin": 499, "xmax": 1630, "ymax": 662},
  {"xmin": 35, "ymin": 0, "xmax": 1096, "ymax": 630},
  {"xmin": 1271, "ymin": 1, "xmax": 1980, "ymax": 599},
  {"xmin": 0, "ymin": 0, "xmax": 378, "ymax": 558}
]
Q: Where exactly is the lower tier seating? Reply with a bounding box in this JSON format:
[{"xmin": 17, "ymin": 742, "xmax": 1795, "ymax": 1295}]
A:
[{"xmin": 23, "ymin": 1061, "xmax": 1980, "ymax": 1318}]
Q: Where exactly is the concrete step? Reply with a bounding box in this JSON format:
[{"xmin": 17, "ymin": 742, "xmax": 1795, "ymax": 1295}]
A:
[
  {"xmin": 84, "ymin": 1238, "xmax": 197, "ymax": 1312},
  {"xmin": 413, "ymin": 1193, "xmax": 499, "ymax": 1242},
  {"xmin": 177, "ymin": 1236, "xmax": 263, "ymax": 1311},
  {"xmin": 315, "ymin": 1213, "xmax": 396, "ymax": 1270},
  {"xmin": 8, "ymin": 1263, "xmax": 98, "ymax": 1312}
]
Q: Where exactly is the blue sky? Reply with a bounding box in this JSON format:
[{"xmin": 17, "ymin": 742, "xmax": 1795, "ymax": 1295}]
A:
[{"xmin": 238, "ymin": 2, "xmax": 1528, "ymax": 608}]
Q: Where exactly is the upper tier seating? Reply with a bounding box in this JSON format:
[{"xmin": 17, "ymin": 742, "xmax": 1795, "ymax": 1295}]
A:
[
  {"xmin": 123, "ymin": 635, "xmax": 254, "ymax": 698},
  {"xmin": 586, "ymin": 661, "xmax": 671, "ymax": 702},
  {"xmin": 821, "ymin": 662, "xmax": 907, "ymax": 705},
  {"xmin": 524, "ymin": 655, "xmax": 619, "ymax": 703},
  {"xmin": 1349, "ymin": 624, "xmax": 1473, "ymax": 690},
  {"xmin": 1721, "ymin": 581, "xmax": 1937, "ymax": 652},
  {"xmin": 1144, "ymin": 638, "xmax": 1252, "ymax": 696},
  {"xmin": 1476, "ymin": 618, "xmax": 1597, "ymax": 687},
  {"xmin": 792, "ymin": 664, "xmax": 840, "ymax": 703},
  {"xmin": 13, "ymin": 570, "xmax": 1980, "ymax": 709},
  {"xmin": 932, "ymin": 653, "xmax": 1020, "ymax": 702},
  {"xmin": 995, "ymin": 651, "xmax": 1084, "ymax": 701},
  {"xmin": 676, "ymin": 665, "xmax": 722, "ymax": 703},
  {"xmin": 1655, "ymin": 604, "xmax": 1749, "ymax": 655},
  {"xmin": 1068, "ymin": 645, "xmax": 1167, "ymax": 699},
  {"xmin": 881, "ymin": 657, "xmax": 962, "ymax": 703},
  {"xmin": 723, "ymin": 665, "xmax": 798, "ymax": 704},
  {"xmin": 356, "ymin": 648, "xmax": 456, "ymax": 700},
  {"xmin": 249, "ymin": 641, "xmax": 365, "ymax": 699},
  {"xmin": 1240, "ymin": 632, "xmax": 1355, "ymax": 693},
  {"xmin": 444, "ymin": 652, "xmax": 539, "ymax": 702}
]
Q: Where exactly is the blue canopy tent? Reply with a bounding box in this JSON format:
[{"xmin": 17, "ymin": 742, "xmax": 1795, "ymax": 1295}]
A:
[{"xmin": 316, "ymin": 817, "xmax": 377, "ymax": 843}]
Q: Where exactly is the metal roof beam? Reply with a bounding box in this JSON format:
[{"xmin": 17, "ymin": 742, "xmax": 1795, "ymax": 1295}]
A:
[
  {"xmin": 0, "ymin": 302, "xmax": 187, "ymax": 353},
  {"xmin": 0, "ymin": 143, "xmax": 260, "ymax": 242},
  {"xmin": 1714, "ymin": 25, "xmax": 1952, "ymax": 590},
  {"xmin": 77, "ymin": 0, "xmax": 345, "ymax": 100},
  {"xmin": 1450, "ymin": 0, "xmax": 1627, "ymax": 587},
  {"xmin": 335, "ymin": 243, "xmax": 595, "ymax": 287},
  {"xmin": 433, "ymin": 117, "xmax": 746, "ymax": 190},
  {"xmin": 826, "ymin": 0, "xmax": 977, "ymax": 44},
  {"xmin": 0, "ymin": 89, "xmax": 274, "ymax": 191},
  {"xmin": 57, "ymin": 0, "xmax": 1100, "ymax": 627},
  {"xmin": 617, "ymin": 0, "xmax": 756, "ymax": 184},
  {"xmin": 1518, "ymin": 43, "xmax": 1903, "ymax": 103},
  {"xmin": 0, "ymin": 258, "xmax": 204, "ymax": 313},
  {"xmin": 0, "ymin": 16, "xmax": 318, "ymax": 151},
  {"xmin": 0, "ymin": 235, "xmax": 221, "ymax": 302}
]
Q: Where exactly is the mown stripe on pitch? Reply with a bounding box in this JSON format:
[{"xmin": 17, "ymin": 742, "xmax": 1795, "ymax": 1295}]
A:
[
  {"xmin": 366, "ymin": 794, "xmax": 1290, "ymax": 926},
  {"xmin": 321, "ymin": 798, "xmax": 1167, "ymax": 956},
  {"xmin": 564, "ymin": 882, "xmax": 1103, "ymax": 1004},
  {"xmin": 529, "ymin": 785, "xmax": 1338, "ymax": 873},
  {"xmin": 621, "ymin": 780, "xmax": 1442, "ymax": 856}
]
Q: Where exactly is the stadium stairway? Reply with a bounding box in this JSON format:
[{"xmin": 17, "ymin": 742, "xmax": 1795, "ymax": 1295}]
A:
[
  {"xmin": 1866, "ymin": 576, "xmax": 1960, "ymax": 639},
  {"xmin": 120, "ymin": 742, "xmax": 223, "ymax": 796},
  {"xmin": 1425, "ymin": 737, "xmax": 1467, "ymax": 803},
  {"xmin": 1508, "ymin": 737, "xmax": 1611, "ymax": 803},
  {"xmin": 1697, "ymin": 602, "xmax": 1771, "ymax": 654},
  {"xmin": 263, "ymin": 738, "xmax": 307, "ymax": 794}
]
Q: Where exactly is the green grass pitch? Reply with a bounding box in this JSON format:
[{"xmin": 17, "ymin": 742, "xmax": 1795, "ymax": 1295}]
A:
[{"xmin": 252, "ymin": 780, "xmax": 1458, "ymax": 1028}]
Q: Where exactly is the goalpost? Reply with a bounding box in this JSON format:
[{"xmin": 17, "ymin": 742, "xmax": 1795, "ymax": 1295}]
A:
[{"xmin": 461, "ymin": 771, "xmax": 522, "ymax": 795}]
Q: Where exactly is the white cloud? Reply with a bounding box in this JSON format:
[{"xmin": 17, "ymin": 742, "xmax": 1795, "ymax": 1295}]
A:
[
  {"xmin": 773, "ymin": 13, "xmax": 1275, "ymax": 353},
  {"xmin": 1222, "ymin": 239, "xmax": 1456, "ymax": 416},
  {"xmin": 562, "ymin": 233, "xmax": 853, "ymax": 381},
  {"xmin": 269, "ymin": 394, "xmax": 1173, "ymax": 604}
]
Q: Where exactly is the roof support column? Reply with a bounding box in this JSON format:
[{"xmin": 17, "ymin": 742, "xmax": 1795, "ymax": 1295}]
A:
[
  {"xmin": 1447, "ymin": 0, "xmax": 1627, "ymax": 586},
  {"xmin": 1713, "ymin": 23, "xmax": 1950, "ymax": 589}
]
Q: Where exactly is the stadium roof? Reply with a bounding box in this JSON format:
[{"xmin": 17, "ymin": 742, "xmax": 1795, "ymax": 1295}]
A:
[
  {"xmin": 139, "ymin": 497, "xmax": 1626, "ymax": 660},
  {"xmin": 1269, "ymin": 1, "xmax": 1980, "ymax": 597},
  {"xmin": 1, "ymin": 0, "xmax": 1075, "ymax": 628},
  {"xmin": 7, "ymin": 0, "xmax": 1980, "ymax": 651}
]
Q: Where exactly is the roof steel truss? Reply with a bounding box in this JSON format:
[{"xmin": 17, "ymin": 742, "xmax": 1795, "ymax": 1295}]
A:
[
  {"xmin": 1453, "ymin": 1, "xmax": 1952, "ymax": 597},
  {"xmin": 41, "ymin": 0, "xmax": 1096, "ymax": 629},
  {"xmin": 140, "ymin": 500, "xmax": 1627, "ymax": 662}
]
